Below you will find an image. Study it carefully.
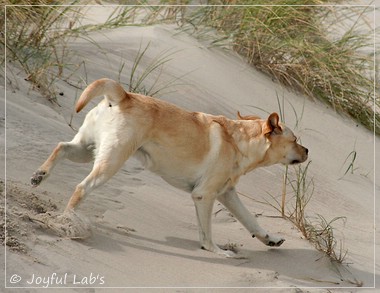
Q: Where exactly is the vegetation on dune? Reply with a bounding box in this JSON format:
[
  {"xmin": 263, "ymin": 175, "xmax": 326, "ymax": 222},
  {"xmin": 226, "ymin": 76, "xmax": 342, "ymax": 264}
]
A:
[
  {"xmin": 2, "ymin": 1, "xmax": 139, "ymax": 101},
  {"xmin": 3, "ymin": 1, "xmax": 377, "ymax": 134},
  {"xmin": 149, "ymin": 0, "xmax": 378, "ymax": 134},
  {"xmin": 3, "ymin": 1, "xmax": 80, "ymax": 99}
]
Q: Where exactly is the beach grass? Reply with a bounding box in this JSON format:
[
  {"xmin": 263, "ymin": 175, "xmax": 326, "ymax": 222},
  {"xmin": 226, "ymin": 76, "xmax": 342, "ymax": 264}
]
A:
[
  {"xmin": 4, "ymin": 1, "xmax": 80, "ymax": 101},
  {"xmin": 239, "ymin": 161, "xmax": 348, "ymax": 264},
  {"xmin": 287, "ymin": 163, "xmax": 348, "ymax": 263},
  {"xmin": 4, "ymin": 2, "xmax": 377, "ymax": 135},
  {"xmin": 150, "ymin": 0, "xmax": 378, "ymax": 134},
  {"xmin": 3, "ymin": 1, "xmax": 140, "ymax": 101}
]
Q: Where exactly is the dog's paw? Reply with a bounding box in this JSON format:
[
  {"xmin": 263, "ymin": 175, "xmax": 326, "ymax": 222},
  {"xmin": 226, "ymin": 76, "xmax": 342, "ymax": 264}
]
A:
[
  {"xmin": 216, "ymin": 248, "xmax": 236, "ymax": 258},
  {"xmin": 29, "ymin": 210, "xmax": 92, "ymax": 239},
  {"xmin": 215, "ymin": 247, "xmax": 237, "ymax": 258},
  {"xmin": 202, "ymin": 244, "xmax": 245, "ymax": 258},
  {"xmin": 260, "ymin": 234, "xmax": 285, "ymax": 247},
  {"xmin": 31, "ymin": 170, "xmax": 48, "ymax": 187},
  {"xmin": 217, "ymin": 248, "xmax": 247, "ymax": 259},
  {"xmin": 267, "ymin": 238, "xmax": 285, "ymax": 247}
]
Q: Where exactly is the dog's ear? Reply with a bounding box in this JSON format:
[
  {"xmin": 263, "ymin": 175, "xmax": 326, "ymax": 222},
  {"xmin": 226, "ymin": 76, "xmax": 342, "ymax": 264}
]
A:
[
  {"xmin": 264, "ymin": 112, "xmax": 282, "ymax": 135},
  {"xmin": 237, "ymin": 111, "xmax": 260, "ymax": 120}
]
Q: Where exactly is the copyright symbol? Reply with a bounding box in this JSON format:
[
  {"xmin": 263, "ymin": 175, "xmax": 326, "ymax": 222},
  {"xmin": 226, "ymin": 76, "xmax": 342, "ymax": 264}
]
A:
[{"xmin": 9, "ymin": 274, "xmax": 22, "ymax": 284}]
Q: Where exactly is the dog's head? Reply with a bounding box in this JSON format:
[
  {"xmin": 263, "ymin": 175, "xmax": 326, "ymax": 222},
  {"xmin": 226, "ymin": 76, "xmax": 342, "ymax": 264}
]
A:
[{"xmin": 261, "ymin": 113, "xmax": 308, "ymax": 166}]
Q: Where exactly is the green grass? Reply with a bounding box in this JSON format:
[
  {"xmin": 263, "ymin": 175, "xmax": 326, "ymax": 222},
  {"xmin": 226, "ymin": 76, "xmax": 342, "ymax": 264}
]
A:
[
  {"xmin": 287, "ymin": 163, "xmax": 347, "ymax": 264},
  {"xmin": 126, "ymin": 41, "xmax": 180, "ymax": 96},
  {"xmin": 240, "ymin": 161, "xmax": 348, "ymax": 264},
  {"xmin": 4, "ymin": 2, "xmax": 81, "ymax": 101},
  {"xmin": 3, "ymin": 1, "xmax": 141, "ymax": 101},
  {"xmin": 5, "ymin": 2, "xmax": 377, "ymax": 135},
  {"xmin": 151, "ymin": 1, "xmax": 378, "ymax": 134}
]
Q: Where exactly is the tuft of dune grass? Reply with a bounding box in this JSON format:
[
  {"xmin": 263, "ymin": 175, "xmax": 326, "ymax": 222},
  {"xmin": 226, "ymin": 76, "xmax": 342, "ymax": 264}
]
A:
[
  {"xmin": 152, "ymin": 0, "xmax": 378, "ymax": 134},
  {"xmin": 3, "ymin": 1, "xmax": 83, "ymax": 101},
  {"xmin": 3, "ymin": 1, "xmax": 139, "ymax": 101}
]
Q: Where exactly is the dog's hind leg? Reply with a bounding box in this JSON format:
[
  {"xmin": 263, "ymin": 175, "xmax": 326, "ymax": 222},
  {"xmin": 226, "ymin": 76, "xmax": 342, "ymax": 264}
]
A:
[
  {"xmin": 64, "ymin": 143, "xmax": 135, "ymax": 212},
  {"xmin": 31, "ymin": 139, "xmax": 93, "ymax": 187},
  {"xmin": 218, "ymin": 188, "xmax": 285, "ymax": 247}
]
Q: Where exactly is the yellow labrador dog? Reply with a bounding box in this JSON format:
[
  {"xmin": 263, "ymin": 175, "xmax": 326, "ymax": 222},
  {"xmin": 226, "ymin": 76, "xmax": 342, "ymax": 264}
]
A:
[{"xmin": 31, "ymin": 78, "xmax": 308, "ymax": 257}]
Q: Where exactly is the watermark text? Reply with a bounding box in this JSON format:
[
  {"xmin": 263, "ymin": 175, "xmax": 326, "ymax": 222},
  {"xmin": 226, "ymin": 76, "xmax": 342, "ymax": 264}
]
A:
[{"xmin": 9, "ymin": 272, "xmax": 105, "ymax": 288}]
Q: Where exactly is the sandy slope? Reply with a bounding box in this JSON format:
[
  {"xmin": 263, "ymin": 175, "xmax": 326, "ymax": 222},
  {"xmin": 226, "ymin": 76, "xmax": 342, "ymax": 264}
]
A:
[{"xmin": 2, "ymin": 15, "xmax": 379, "ymax": 292}]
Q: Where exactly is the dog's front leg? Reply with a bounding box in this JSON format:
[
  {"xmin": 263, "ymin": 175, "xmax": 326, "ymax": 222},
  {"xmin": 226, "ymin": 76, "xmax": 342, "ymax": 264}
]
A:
[
  {"xmin": 218, "ymin": 188, "xmax": 285, "ymax": 247},
  {"xmin": 192, "ymin": 193, "xmax": 235, "ymax": 257}
]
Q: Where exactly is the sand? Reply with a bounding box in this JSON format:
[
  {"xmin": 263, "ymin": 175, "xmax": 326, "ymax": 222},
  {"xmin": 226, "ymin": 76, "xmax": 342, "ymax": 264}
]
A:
[{"xmin": 2, "ymin": 4, "xmax": 379, "ymax": 292}]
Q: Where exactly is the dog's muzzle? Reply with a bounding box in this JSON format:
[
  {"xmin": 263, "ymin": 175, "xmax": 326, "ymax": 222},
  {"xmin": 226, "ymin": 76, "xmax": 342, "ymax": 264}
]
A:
[{"xmin": 290, "ymin": 147, "xmax": 308, "ymax": 165}]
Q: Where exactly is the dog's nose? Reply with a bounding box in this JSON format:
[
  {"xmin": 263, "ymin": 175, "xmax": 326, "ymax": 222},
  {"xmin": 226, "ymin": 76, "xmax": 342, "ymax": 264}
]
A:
[{"xmin": 305, "ymin": 147, "xmax": 309, "ymax": 154}]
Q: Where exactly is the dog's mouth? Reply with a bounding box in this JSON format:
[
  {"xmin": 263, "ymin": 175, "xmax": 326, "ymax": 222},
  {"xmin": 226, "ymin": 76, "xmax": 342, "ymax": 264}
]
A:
[
  {"xmin": 289, "ymin": 154, "xmax": 308, "ymax": 165},
  {"xmin": 290, "ymin": 159, "xmax": 301, "ymax": 165}
]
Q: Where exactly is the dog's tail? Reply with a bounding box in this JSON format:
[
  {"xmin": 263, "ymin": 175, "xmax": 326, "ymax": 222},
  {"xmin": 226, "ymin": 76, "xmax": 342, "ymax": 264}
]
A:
[{"xmin": 75, "ymin": 78, "xmax": 129, "ymax": 113}]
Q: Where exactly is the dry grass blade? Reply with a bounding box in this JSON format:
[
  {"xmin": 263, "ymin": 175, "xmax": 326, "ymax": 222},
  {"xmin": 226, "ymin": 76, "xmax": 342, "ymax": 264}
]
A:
[{"xmin": 126, "ymin": 41, "xmax": 181, "ymax": 96}]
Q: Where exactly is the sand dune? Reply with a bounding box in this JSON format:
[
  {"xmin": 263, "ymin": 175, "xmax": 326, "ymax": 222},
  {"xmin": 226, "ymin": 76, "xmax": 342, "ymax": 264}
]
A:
[{"xmin": 2, "ymin": 8, "xmax": 379, "ymax": 291}]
